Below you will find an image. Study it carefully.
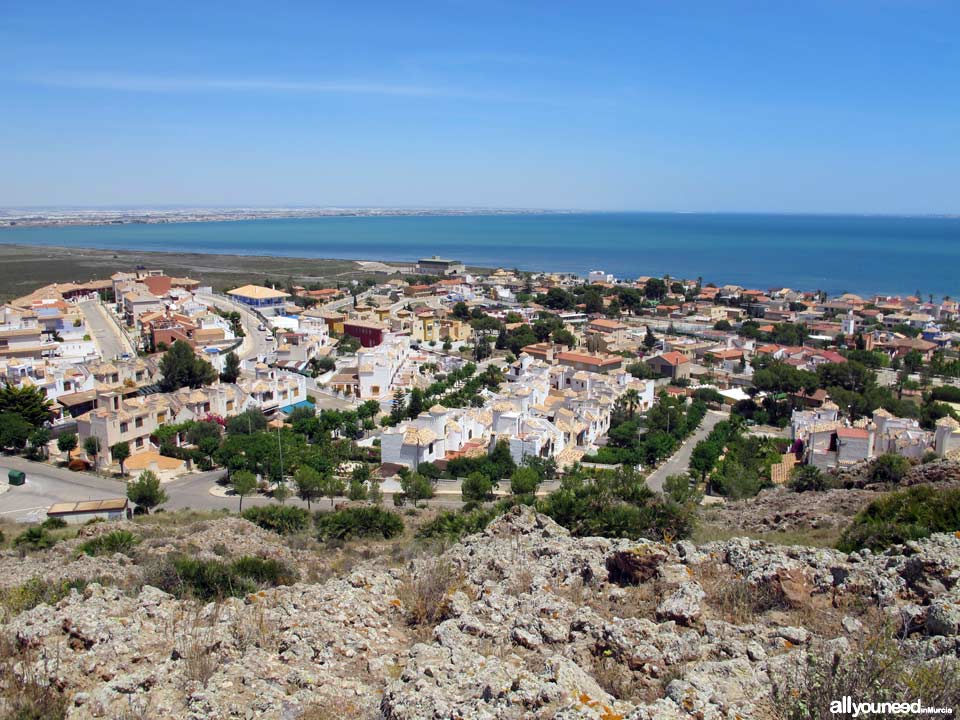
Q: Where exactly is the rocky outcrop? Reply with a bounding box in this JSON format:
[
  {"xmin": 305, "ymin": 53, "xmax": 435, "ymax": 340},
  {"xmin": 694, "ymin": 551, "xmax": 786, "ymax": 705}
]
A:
[{"xmin": 2, "ymin": 506, "xmax": 959, "ymax": 719}]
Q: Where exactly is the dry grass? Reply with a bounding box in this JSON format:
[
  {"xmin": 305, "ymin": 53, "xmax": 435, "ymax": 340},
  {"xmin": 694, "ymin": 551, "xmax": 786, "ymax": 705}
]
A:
[
  {"xmin": 171, "ymin": 605, "xmax": 221, "ymax": 686},
  {"xmin": 697, "ymin": 565, "xmax": 788, "ymax": 625},
  {"xmin": 397, "ymin": 558, "xmax": 463, "ymax": 629},
  {"xmin": 773, "ymin": 625, "xmax": 960, "ymax": 720},
  {"xmin": 0, "ymin": 634, "xmax": 68, "ymax": 720},
  {"xmin": 299, "ymin": 697, "xmax": 379, "ymax": 720},
  {"xmin": 692, "ymin": 521, "xmax": 842, "ymax": 549}
]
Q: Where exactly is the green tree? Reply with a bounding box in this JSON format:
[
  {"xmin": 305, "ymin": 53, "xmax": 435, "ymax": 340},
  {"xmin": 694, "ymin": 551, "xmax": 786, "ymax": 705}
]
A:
[
  {"xmin": 83, "ymin": 436, "xmax": 102, "ymax": 471},
  {"xmin": 220, "ymin": 351, "xmax": 241, "ymax": 383},
  {"xmin": 230, "ymin": 469, "xmax": 258, "ymax": 511},
  {"xmin": 348, "ymin": 477, "xmax": 367, "ymax": 501},
  {"xmin": 367, "ymin": 478, "xmax": 383, "ymax": 504},
  {"xmin": 689, "ymin": 440, "xmax": 721, "ymax": 482},
  {"xmin": 0, "ymin": 382, "xmax": 54, "ymax": 428},
  {"xmin": 0, "ymin": 412, "xmax": 30, "ymax": 451},
  {"xmin": 321, "ymin": 473, "xmax": 347, "ymax": 507},
  {"xmin": 399, "ymin": 470, "xmax": 434, "ymax": 505},
  {"xmin": 552, "ymin": 328, "xmax": 577, "ymax": 347},
  {"xmin": 461, "ymin": 471, "xmax": 494, "ymax": 503},
  {"xmin": 510, "ymin": 466, "xmax": 540, "ymax": 495},
  {"xmin": 390, "ymin": 389, "xmax": 407, "ymax": 424},
  {"xmin": 158, "ymin": 339, "xmax": 218, "ymax": 392},
  {"xmin": 407, "ymin": 388, "xmax": 425, "ymax": 419},
  {"xmin": 57, "ymin": 432, "xmax": 78, "ymax": 456},
  {"xmin": 663, "ymin": 473, "xmax": 701, "ymax": 504},
  {"xmin": 642, "ymin": 325, "xmax": 657, "ymax": 351},
  {"xmin": 127, "ymin": 470, "xmax": 169, "ymax": 513},
  {"xmin": 293, "ymin": 465, "xmax": 323, "ymax": 509},
  {"xmin": 226, "ymin": 408, "xmax": 267, "ymax": 435},
  {"xmin": 28, "ymin": 426, "xmax": 50, "ymax": 459},
  {"xmin": 111, "ymin": 440, "xmax": 131, "ymax": 476}
]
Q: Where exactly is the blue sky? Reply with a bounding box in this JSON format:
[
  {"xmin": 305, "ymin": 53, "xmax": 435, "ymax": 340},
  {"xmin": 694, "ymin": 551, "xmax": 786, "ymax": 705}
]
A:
[{"xmin": 2, "ymin": 1, "xmax": 958, "ymax": 213}]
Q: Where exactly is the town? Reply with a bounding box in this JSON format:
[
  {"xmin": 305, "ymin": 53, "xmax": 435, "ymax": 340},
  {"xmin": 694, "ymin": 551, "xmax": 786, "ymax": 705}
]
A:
[{"xmin": 2, "ymin": 255, "xmax": 958, "ymax": 522}]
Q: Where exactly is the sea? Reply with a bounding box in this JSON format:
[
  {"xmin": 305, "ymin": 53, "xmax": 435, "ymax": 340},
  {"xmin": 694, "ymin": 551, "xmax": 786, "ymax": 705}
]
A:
[{"xmin": 2, "ymin": 212, "xmax": 958, "ymax": 298}]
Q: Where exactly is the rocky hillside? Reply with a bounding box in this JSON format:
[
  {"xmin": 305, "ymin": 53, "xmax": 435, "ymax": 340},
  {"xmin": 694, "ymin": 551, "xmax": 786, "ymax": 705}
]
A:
[{"xmin": 2, "ymin": 506, "xmax": 959, "ymax": 719}]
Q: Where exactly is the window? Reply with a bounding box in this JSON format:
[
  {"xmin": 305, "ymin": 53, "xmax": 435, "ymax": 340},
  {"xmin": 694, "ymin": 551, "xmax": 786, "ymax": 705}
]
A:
[
  {"xmin": 119, "ymin": 422, "xmax": 129, "ymax": 433},
  {"xmin": 135, "ymin": 417, "xmax": 144, "ymax": 428},
  {"xmin": 156, "ymin": 413, "xmax": 166, "ymax": 424},
  {"xmin": 135, "ymin": 437, "xmax": 144, "ymax": 448}
]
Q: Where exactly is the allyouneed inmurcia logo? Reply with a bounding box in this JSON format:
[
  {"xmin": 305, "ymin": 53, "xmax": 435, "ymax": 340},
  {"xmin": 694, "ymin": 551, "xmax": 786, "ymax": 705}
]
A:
[{"xmin": 830, "ymin": 697, "xmax": 955, "ymax": 716}]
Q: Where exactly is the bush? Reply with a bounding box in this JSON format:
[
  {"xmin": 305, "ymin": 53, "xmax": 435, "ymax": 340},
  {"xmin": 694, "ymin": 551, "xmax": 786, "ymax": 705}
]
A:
[
  {"xmin": 315, "ymin": 506, "xmax": 404, "ymax": 541},
  {"xmin": 79, "ymin": 530, "xmax": 139, "ymax": 556},
  {"xmin": 788, "ymin": 465, "xmax": 832, "ymax": 493},
  {"xmin": 837, "ymin": 485, "xmax": 960, "ymax": 553},
  {"xmin": 0, "ymin": 576, "xmax": 90, "ymax": 616},
  {"xmin": 510, "ymin": 467, "xmax": 540, "ymax": 495},
  {"xmin": 460, "ymin": 471, "xmax": 495, "ymax": 503},
  {"xmin": 416, "ymin": 507, "xmax": 499, "ymax": 541},
  {"xmin": 13, "ymin": 527, "xmax": 57, "ymax": 551},
  {"xmin": 242, "ymin": 505, "xmax": 311, "ymax": 535},
  {"xmin": 145, "ymin": 555, "xmax": 298, "ymax": 601},
  {"xmin": 40, "ymin": 517, "xmax": 67, "ymax": 530},
  {"xmin": 230, "ymin": 556, "xmax": 299, "ymax": 586},
  {"xmin": 398, "ymin": 558, "xmax": 461, "ymax": 626},
  {"xmin": 867, "ymin": 453, "xmax": 911, "ymax": 484}
]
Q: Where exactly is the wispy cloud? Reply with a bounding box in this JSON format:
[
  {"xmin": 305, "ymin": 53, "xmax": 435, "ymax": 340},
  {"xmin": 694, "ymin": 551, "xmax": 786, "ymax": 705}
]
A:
[{"xmin": 27, "ymin": 72, "xmax": 483, "ymax": 99}]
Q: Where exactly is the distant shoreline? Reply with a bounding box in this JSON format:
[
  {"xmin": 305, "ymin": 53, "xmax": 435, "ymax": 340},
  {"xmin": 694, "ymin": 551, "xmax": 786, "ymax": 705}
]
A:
[
  {"xmin": 0, "ymin": 207, "xmax": 570, "ymax": 229},
  {"xmin": 0, "ymin": 207, "xmax": 956, "ymax": 230}
]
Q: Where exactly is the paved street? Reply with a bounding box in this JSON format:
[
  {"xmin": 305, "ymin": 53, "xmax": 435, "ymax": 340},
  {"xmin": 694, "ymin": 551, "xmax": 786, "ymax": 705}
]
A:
[
  {"xmin": 0, "ymin": 457, "xmax": 129, "ymax": 523},
  {"xmin": 79, "ymin": 300, "xmax": 135, "ymax": 360},
  {"xmin": 196, "ymin": 293, "xmax": 273, "ymax": 362},
  {"xmin": 645, "ymin": 410, "xmax": 727, "ymax": 492}
]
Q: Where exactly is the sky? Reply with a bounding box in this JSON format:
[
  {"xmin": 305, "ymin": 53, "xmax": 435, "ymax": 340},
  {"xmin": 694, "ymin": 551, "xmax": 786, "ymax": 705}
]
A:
[{"xmin": 1, "ymin": 1, "xmax": 958, "ymax": 213}]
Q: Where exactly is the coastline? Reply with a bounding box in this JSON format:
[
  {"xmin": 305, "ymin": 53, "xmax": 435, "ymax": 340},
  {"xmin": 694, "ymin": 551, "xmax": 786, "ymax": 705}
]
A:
[{"xmin": 1, "ymin": 210, "xmax": 957, "ymax": 299}]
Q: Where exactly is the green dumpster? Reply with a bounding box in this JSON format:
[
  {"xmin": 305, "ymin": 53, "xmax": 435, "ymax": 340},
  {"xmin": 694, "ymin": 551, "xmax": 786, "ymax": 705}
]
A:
[{"xmin": 8, "ymin": 470, "xmax": 26, "ymax": 487}]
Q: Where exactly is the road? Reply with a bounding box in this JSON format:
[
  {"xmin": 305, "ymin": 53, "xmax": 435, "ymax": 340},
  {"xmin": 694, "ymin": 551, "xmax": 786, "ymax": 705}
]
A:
[
  {"xmin": 645, "ymin": 410, "xmax": 727, "ymax": 492},
  {"xmin": 0, "ymin": 457, "xmax": 129, "ymax": 523},
  {"xmin": 79, "ymin": 300, "xmax": 135, "ymax": 360},
  {"xmin": 0, "ymin": 457, "xmax": 562, "ymax": 522},
  {"xmin": 196, "ymin": 293, "xmax": 273, "ymax": 363}
]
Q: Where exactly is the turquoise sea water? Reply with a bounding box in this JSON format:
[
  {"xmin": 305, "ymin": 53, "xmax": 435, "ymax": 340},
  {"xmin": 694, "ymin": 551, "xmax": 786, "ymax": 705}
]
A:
[{"xmin": 1, "ymin": 213, "xmax": 957, "ymax": 297}]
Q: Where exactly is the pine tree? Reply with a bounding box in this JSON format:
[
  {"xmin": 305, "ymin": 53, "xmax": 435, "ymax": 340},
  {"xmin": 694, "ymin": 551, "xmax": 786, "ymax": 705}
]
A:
[{"xmin": 390, "ymin": 389, "xmax": 407, "ymax": 424}]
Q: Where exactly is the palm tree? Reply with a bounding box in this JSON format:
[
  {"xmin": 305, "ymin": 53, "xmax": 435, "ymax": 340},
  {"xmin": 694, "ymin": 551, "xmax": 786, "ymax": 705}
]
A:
[{"xmin": 621, "ymin": 389, "xmax": 640, "ymax": 420}]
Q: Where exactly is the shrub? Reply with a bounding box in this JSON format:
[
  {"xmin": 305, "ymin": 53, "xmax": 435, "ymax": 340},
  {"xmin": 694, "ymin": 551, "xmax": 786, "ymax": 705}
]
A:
[
  {"xmin": 837, "ymin": 485, "xmax": 960, "ymax": 553},
  {"xmin": 0, "ymin": 577, "xmax": 90, "ymax": 616},
  {"xmin": 460, "ymin": 472, "xmax": 493, "ymax": 502},
  {"xmin": 145, "ymin": 555, "xmax": 298, "ymax": 601},
  {"xmin": 79, "ymin": 530, "xmax": 139, "ymax": 557},
  {"xmin": 315, "ymin": 506, "xmax": 404, "ymax": 541},
  {"xmin": 510, "ymin": 466, "xmax": 540, "ymax": 495},
  {"xmin": 13, "ymin": 527, "xmax": 56, "ymax": 551},
  {"xmin": 788, "ymin": 465, "xmax": 832, "ymax": 493},
  {"xmin": 398, "ymin": 558, "xmax": 461, "ymax": 626},
  {"xmin": 772, "ymin": 628, "xmax": 960, "ymax": 720},
  {"xmin": 40, "ymin": 517, "xmax": 67, "ymax": 530},
  {"xmin": 242, "ymin": 505, "xmax": 311, "ymax": 535},
  {"xmin": 166, "ymin": 557, "xmax": 256, "ymax": 601},
  {"xmin": 230, "ymin": 556, "xmax": 299, "ymax": 586},
  {"xmin": 416, "ymin": 507, "xmax": 498, "ymax": 541},
  {"xmin": 867, "ymin": 453, "xmax": 911, "ymax": 484}
]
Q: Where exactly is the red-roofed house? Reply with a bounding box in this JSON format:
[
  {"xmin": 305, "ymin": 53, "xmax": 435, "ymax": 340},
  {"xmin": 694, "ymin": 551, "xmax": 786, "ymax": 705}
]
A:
[{"xmin": 647, "ymin": 351, "xmax": 691, "ymax": 381}]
